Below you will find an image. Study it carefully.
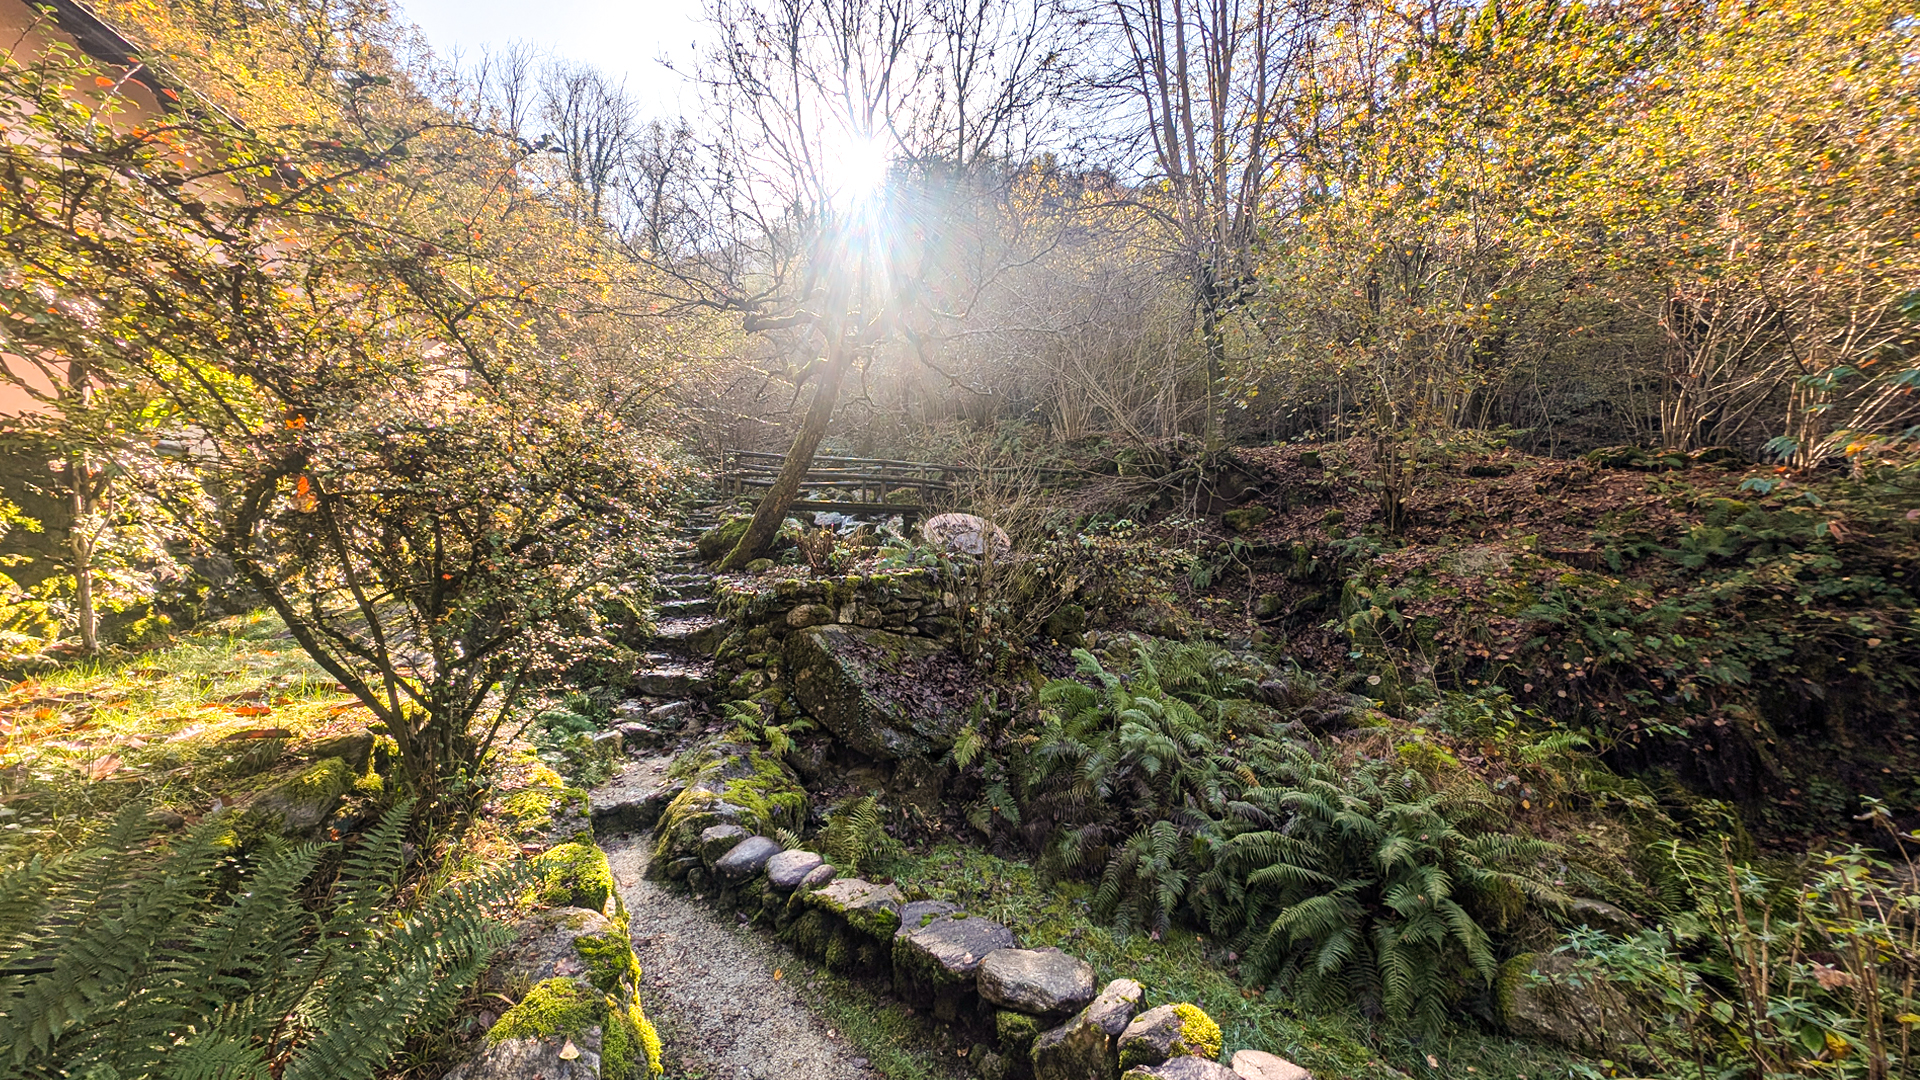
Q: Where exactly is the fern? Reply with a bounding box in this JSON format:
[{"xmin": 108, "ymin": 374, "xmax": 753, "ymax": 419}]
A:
[
  {"xmin": 0, "ymin": 802, "xmax": 524, "ymax": 1078},
  {"xmin": 815, "ymin": 796, "xmax": 902, "ymax": 878},
  {"xmin": 1193, "ymin": 746, "xmax": 1564, "ymax": 1032}
]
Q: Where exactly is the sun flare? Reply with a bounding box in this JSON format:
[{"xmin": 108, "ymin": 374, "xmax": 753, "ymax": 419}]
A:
[{"xmin": 826, "ymin": 132, "xmax": 892, "ymax": 207}]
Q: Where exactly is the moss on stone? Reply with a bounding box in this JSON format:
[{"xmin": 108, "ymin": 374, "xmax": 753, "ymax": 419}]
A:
[
  {"xmin": 574, "ymin": 931, "xmax": 642, "ymax": 995},
  {"xmin": 487, "ymin": 977, "xmax": 598, "ymax": 1045},
  {"xmin": 629, "ymin": 1000, "xmax": 665, "ymax": 1077},
  {"xmin": 251, "ymin": 756, "xmax": 353, "ymax": 832},
  {"xmin": 996, "ymin": 1009, "xmax": 1043, "ymax": 1055},
  {"xmin": 1172, "ymin": 1003, "xmax": 1222, "ymax": 1060},
  {"xmin": 532, "ymin": 840, "xmax": 619, "ymax": 917},
  {"xmin": 720, "ymin": 752, "xmax": 807, "ymax": 835}
]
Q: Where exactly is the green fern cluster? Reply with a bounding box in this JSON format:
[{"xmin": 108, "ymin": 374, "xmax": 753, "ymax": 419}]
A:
[
  {"xmin": 1003, "ymin": 643, "xmax": 1563, "ymax": 1032},
  {"xmin": 0, "ymin": 801, "xmax": 523, "ymax": 1078},
  {"xmin": 1192, "ymin": 745, "xmax": 1565, "ymax": 1033}
]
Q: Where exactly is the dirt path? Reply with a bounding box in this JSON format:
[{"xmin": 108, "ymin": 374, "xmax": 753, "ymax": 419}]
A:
[{"xmin": 599, "ymin": 756, "xmax": 879, "ymax": 1080}]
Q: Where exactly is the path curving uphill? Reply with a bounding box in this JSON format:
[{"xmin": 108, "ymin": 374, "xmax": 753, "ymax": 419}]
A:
[
  {"xmin": 595, "ymin": 509, "xmax": 879, "ymax": 1080},
  {"xmin": 601, "ymin": 758, "xmax": 875, "ymax": 1080}
]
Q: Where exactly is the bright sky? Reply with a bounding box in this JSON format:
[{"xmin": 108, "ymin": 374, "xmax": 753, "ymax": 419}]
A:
[{"xmin": 395, "ymin": 0, "xmax": 708, "ymax": 117}]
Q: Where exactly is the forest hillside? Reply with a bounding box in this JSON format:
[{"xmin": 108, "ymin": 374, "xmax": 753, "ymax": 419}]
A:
[{"xmin": 0, "ymin": 0, "xmax": 1915, "ymax": 1077}]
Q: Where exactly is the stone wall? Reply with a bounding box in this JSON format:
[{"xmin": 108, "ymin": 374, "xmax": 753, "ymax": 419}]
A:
[
  {"xmin": 709, "ymin": 568, "xmax": 961, "ymax": 733},
  {"xmin": 642, "ymin": 759, "xmax": 1312, "ymax": 1080}
]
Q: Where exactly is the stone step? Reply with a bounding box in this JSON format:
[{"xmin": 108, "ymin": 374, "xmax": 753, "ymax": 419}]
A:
[
  {"xmin": 652, "ymin": 616, "xmax": 726, "ymax": 656},
  {"xmin": 655, "ymin": 597, "xmax": 716, "ymax": 618},
  {"xmin": 631, "ymin": 664, "xmax": 713, "ymax": 699}
]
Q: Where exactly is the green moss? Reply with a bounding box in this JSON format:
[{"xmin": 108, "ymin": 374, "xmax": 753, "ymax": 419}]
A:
[
  {"xmin": 532, "ymin": 840, "xmax": 619, "ymax": 917},
  {"xmin": 629, "ymin": 1001, "xmax": 664, "ymax": 1077},
  {"xmin": 487, "ymin": 978, "xmax": 599, "ymax": 1045},
  {"xmin": 823, "ymin": 930, "xmax": 853, "ymax": 970},
  {"xmin": 1495, "ymin": 952, "xmax": 1537, "ymax": 1027},
  {"xmin": 697, "ymin": 515, "xmax": 752, "ymax": 562},
  {"xmin": 488, "ymin": 977, "xmax": 660, "ymax": 1079},
  {"xmin": 574, "ymin": 931, "xmax": 642, "ymax": 995},
  {"xmin": 996, "ymin": 1009, "xmax": 1043, "ymax": 1055},
  {"xmin": 1172, "ymin": 1003, "xmax": 1222, "ymax": 1060},
  {"xmin": 720, "ymin": 752, "xmax": 807, "ymax": 835},
  {"xmin": 788, "ymin": 908, "xmax": 833, "ymax": 958}
]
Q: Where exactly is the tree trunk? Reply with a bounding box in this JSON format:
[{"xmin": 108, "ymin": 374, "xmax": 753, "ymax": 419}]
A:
[
  {"xmin": 64, "ymin": 358, "xmax": 97, "ymax": 655},
  {"xmin": 719, "ymin": 342, "xmax": 853, "ymax": 570},
  {"xmin": 68, "ymin": 467, "xmax": 96, "ymax": 655}
]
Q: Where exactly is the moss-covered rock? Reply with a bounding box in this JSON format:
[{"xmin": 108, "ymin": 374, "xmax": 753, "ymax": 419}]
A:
[
  {"xmin": 485, "ymin": 976, "xmax": 662, "ymax": 1079},
  {"xmin": 1496, "ymin": 951, "xmax": 1642, "ymax": 1054},
  {"xmin": 1222, "ymin": 505, "xmax": 1273, "ymax": 533},
  {"xmin": 651, "ymin": 741, "xmax": 807, "ymax": 869},
  {"xmin": 697, "ymin": 515, "xmax": 752, "ymax": 563},
  {"xmin": 250, "ymin": 756, "xmax": 352, "ymax": 834},
  {"xmin": 1117, "ymin": 1003, "xmax": 1222, "ymax": 1071},
  {"xmin": 532, "ymin": 841, "xmax": 622, "ymax": 920},
  {"xmin": 786, "ymin": 624, "xmax": 964, "ymax": 758},
  {"xmin": 997, "ymin": 1008, "xmax": 1045, "ymax": 1057}
]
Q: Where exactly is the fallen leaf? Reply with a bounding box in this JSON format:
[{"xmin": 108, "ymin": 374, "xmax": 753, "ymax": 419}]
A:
[
  {"xmin": 773, "ymin": 969, "xmax": 783, "ymax": 981},
  {"xmin": 86, "ymin": 754, "xmax": 122, "ymax": 781}
]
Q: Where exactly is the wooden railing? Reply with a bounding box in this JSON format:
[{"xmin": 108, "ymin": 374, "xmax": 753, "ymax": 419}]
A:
[{"xmin": 717, "ymin": 450, "xmax": 964, "ymax": 518}]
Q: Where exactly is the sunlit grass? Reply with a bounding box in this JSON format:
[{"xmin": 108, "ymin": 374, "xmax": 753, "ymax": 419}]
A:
[{"xmin": 0, "ymin": 612, "xmax": 369, "ymax": 857}]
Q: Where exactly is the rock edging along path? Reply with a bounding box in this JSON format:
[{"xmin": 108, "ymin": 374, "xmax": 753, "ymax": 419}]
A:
[{"xmin": 598, "ymin": 755, "xmax": 877, "ymax": 1080}]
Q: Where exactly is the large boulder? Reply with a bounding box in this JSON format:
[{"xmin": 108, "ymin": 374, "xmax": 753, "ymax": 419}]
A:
[
  {"xmin": 785, "ymin": 625, "xmax": 968, "ymax": 758},
  {"xmin": 978, "ymin": 947, "xmax": 1097, "ymax": 1018},
  {"xmin": 1031, "ymin": 978, "xmax": 1146, "ymax": 1080},
  {"xmin": 1118, "ymin": 1004, "xmax": 1223, "ymax": 1072},
  {"xmin": 1498, "ymin": 951, "xmax": 1643, "ymax": 1054},
  {"xmin": 894, "ymin": 912, "xmax": 1016, "ymax": 1018},
  {"xmin": 921, "ymin": 512, "xmax": 1010, "ymax": 557}
]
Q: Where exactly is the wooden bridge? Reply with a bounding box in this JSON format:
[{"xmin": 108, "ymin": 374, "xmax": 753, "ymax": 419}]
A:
[{"xmin": 717, "ymin": 449, "xmax": 964, "ymax": 519}]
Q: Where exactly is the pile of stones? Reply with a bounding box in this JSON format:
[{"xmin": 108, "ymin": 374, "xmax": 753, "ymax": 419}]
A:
[{"xmin": 686, "ymin": 823, "xmax": 1315, "ymax": 1080}]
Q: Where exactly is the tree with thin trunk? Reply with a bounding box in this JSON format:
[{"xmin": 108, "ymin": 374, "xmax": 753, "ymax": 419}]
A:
[
  {"xmin": 1083, "ymin": 0, "xmax": 1325, "ymax": 448},
  {"xmin": 669, "ymin": 0, "xmax": 1064, "ymax": 569}
]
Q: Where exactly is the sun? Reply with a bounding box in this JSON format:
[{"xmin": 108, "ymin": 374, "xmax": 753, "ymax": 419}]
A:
[{"xmin": 826, "ymin": 132, "xmax": 892, "ymax": 207}]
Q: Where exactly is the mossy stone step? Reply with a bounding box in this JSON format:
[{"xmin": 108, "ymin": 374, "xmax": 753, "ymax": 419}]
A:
[{"xmin": 655, "ymin": 598, "xmax": 716, "ymax": 618}]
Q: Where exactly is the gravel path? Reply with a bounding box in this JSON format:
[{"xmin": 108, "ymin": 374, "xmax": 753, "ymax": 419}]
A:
[{"xmin": 599, "ymin": 757, "xmax": 879, "ymax": 1080}]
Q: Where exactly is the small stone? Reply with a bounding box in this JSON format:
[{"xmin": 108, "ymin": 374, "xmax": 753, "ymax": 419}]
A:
[
  {"xmin": 648, "ymin": 700, "xmax": 692, "ymax": 724},
  {"xmin": 713, "ymin": 835, "xmax": 781, "ymax": 880},
  {"xmin": 1122, "ymin": 1058, "xmax": 1237, "ymax": 1080},
  {"xmin": 1230, "ymin": 1050, "xmax": 1310, "ymax": 1080},
  {"xmin": 766, "ymin": 849, "xmax": 825, "ymax": 890},
  {"xmin": 698, "ymin": 823, "xmax": 750, "ymax": 865},
  {"xmin": 799, "ymin": 862, "xmax": 838, "ymax": 889},
  {"xmin": 896, "ymin": 899, "xmax": 961, "ymax": 937},
  {"xmin": 977, "ymin": 948, "xmax": 1096, "ymax": 1017}
]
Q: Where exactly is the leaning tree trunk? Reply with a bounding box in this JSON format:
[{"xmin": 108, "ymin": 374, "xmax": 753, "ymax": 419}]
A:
[{"xmin": 719, "ymin": 344, "xmax": 853, "ymax": 570}]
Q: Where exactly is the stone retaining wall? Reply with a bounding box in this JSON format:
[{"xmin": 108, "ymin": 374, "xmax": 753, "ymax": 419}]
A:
[
  {"xmin": 668, "ymin": 816, "xmax": 1315, "ymax": 1080},
  {"xmin": 710, "ymin": 569, "xmax": 957, "ymax": 704}
]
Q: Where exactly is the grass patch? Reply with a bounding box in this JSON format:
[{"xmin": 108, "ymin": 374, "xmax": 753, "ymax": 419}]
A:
[
  {"xmin": 0, "ymin": 611, "xmax": 369, "ymax": 856},
  {"xmin": 891, "ymin": 843, "xmax": 1590, "ymax": 1080}
]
